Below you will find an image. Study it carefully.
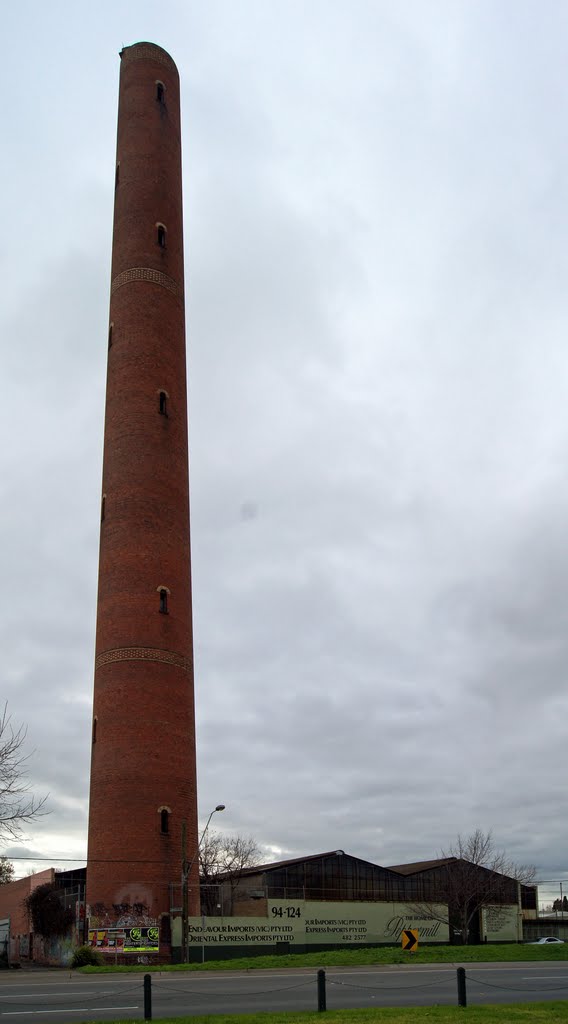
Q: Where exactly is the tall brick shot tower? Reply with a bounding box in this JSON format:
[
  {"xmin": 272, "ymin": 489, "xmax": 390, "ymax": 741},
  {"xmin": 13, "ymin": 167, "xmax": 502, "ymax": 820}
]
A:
[{"xmin": 86, "ymin": 43, "xmax": 199, "ymax": 948}]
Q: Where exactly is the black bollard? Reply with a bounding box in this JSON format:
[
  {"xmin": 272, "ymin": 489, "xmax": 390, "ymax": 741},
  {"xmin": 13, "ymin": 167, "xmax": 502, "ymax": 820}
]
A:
[
  {"xmin": 144, "ymin": 972, "xmax": 152, "ymax": 1020},
  {"xmin": 317, "ymin": 968, "xmax": 327, "ymax": 1011},
  {"xmin": 457, "ymin": 966, "xmax": 467, "ymax": 1007}
]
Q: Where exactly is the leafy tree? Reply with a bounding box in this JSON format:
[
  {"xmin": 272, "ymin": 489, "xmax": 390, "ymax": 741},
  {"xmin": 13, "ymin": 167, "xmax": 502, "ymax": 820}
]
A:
[
  {"xmin": 24, "ymin": 883, "xmax": 74, "ymax": 938},
  {"xmin": 199, "ymin": 831, "xmax": 261, "ymax": 914},
  {"xmin": 0, "ymin": 704, "xmax": 47, "ymax": 843},
  {"xmin": 0, "ymin": 857, "xmax": 14, "ymax": 885},
  {"xmin": 406, "ymin": 828, "xmax": 535, "ymax": 944}
]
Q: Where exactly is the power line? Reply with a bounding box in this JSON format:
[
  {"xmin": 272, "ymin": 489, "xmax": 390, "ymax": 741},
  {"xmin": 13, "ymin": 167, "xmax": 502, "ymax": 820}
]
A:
[{"xmin": 5, "ymin": 856, "xmax": 186, "ymax": 864}]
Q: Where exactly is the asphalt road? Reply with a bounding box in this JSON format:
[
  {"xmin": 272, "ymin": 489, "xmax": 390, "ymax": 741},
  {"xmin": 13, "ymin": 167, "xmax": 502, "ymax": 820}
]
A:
[{"xmin": 1, "ymin": 962, "xmax": 568, "ymax": 1020}]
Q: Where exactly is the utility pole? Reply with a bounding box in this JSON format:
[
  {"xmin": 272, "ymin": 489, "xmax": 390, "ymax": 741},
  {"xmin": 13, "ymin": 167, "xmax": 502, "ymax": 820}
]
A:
[
  {"xmin": 181, "ymin": 819, "xmax": 188, "ymax": 963},
  {"xmin": 180, "ymin": 804, "xmax": 225, "ymax": 963}
]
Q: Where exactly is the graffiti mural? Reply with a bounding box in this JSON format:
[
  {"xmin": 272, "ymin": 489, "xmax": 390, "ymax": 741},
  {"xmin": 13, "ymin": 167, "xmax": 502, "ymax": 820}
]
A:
[{"xmin": 89, "ymin": 902, "xmax": 156, "ymax": 928}]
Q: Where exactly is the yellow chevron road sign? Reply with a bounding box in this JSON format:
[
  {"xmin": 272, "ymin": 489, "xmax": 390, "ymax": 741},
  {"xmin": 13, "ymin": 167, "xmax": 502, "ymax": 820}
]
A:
[{"xmin": 401, "ymin": 928, "xmax": 419, "ymax": 951}]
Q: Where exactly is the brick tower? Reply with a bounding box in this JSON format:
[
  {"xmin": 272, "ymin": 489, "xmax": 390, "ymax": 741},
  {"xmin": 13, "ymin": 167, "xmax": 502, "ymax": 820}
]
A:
[{"xmin": 86, "ymin": 42, "xmax": 198, "ymax": 942}]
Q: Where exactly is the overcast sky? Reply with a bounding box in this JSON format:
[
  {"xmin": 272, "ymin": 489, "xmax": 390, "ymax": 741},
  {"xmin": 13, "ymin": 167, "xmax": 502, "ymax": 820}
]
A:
[{"xmin": 2, "ymin": 1, "xmax": 568, "ymax": 903}]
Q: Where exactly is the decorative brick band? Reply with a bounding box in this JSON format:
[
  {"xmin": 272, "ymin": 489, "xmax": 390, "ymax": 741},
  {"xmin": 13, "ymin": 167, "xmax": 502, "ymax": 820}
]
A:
[
  {"xmin": 121, "ymin": 44, "xmax": 178, "ymax": 74},
  {"xmin": 111, "ymin": 267, "xmax": 182, "ymax": 299},
  {"xmin": 96, "ymin": 647, "xmax": 191, "ymax": 672}
]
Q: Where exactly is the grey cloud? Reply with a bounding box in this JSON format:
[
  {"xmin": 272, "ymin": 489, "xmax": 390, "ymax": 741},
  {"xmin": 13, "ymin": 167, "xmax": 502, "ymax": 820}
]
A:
[{"xmin": 2, "ymin": 0, "xmax": 568, "ymax": 899}]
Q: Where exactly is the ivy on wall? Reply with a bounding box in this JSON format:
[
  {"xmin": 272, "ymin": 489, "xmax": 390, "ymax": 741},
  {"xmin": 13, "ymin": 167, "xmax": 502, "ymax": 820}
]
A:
[{"xmin": 24, "ymin": 884, "xmax": 74, "ymax": 938}]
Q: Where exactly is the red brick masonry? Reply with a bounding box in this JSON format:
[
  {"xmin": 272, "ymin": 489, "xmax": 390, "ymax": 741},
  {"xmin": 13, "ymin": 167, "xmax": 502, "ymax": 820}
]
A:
[{"xmin": 86, "ymin": 41, "xmax": 198, "ymax": 925}]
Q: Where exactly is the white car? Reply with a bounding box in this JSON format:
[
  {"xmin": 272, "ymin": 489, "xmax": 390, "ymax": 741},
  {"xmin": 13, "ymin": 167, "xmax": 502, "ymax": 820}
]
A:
[{"xmin": 529, "ymin": 936, "xmax": 565, "ymax": 944}]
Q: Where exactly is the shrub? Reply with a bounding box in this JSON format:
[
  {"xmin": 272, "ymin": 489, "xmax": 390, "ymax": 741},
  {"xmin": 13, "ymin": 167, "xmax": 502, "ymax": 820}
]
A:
[{"xmin": 70, "ymin": 945, "xmax": 104, "ymax": 968}]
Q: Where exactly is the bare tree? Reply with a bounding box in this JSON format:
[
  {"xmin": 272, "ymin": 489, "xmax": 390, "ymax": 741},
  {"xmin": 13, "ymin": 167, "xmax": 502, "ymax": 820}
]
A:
[
  {"xmin": 406, "ymin": 829, "xmax": 535, "ymax": 944},
  {"xmin": 0, "ymin": 704, "xmax": 47, "ymax": 844},
  {"xmin": 199, "ymin": 830, "xmax": 261, "ymax": 915}
]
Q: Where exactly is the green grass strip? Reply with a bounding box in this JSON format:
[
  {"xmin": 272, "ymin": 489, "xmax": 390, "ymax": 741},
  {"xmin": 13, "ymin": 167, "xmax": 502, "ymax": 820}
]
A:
[
  {"xmin": 78, "ymin": 1001, "xmax": 568, "ymax": 1024},
  {"xmin": 79, "ymin": 943, "xmax": 568, "ymax": 973}
]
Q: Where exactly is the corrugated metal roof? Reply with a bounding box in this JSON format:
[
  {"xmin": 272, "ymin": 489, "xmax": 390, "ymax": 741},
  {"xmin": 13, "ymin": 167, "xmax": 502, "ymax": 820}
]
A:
[
  {"xmin": 386, "ymin": 858, "xmax": 457, "ymax": 875},
  {"xmin": 226, "ymin": 850, "xmax": 407, "ymax": 880},
  {"xmin": 234, "ymin": 850, "xmax": 350, "ymax": 878}
]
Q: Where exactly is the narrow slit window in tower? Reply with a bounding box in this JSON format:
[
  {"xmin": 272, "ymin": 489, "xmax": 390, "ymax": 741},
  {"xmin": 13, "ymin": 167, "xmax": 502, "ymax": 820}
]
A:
[
  {"xmin": 160, "ymin": 809, "xmax": 169, "ymax": 834},
  {"xmin": 92, "ymin": 717, "xmax": 97, "ymax": 744},
  {"xmin": 159, "ymin": 589, "xmax": 168, "ymax": 614},
  {"xmin": 159, "ymin": 391, "xmax": 168, "ymax": 416},
  {"xmin": 156, "ymin": 81, "xmax": 165, "ymax": 103},
  {"xmin": 157, "ymin": 224, "xmax": 166, "ymax": 248},
  {"xmin": 101, "ymin": 494, "xmax": 106, "ymax": 522},
  {"xmin": 108, "ymin": 323, "xmax": 113, "ymax": 348},
  {"xmin": 115, "ymin": 162, "xmax": 120, "ymax": 188}
]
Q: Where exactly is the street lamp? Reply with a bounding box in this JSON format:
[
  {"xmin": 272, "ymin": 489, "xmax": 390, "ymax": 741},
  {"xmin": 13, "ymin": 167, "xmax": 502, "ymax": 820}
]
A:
[
  {"xmin": 199, "ymin": 805, "xmax": 226, "ymax": 852},
  {"xmin": 182, "ymin": 804, "xmax": 225, "ymax": 961}
]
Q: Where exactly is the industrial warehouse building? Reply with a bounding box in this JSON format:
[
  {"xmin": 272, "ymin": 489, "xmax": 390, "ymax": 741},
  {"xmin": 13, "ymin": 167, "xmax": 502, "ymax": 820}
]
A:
[
  {"xmin": 187, "ymin": 850, "xmax": 536, "ymax": 960},
  {"xmin": 0, "ymin": 851, "xmax": 540, "ymax": 962},
  {"xmin": 0, "ymin": 850, "xmax": 541, "ymax": 965}
]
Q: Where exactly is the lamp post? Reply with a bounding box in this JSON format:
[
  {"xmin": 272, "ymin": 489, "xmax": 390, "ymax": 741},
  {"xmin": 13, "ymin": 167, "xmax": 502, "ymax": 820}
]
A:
[{"xmin": 182, "ymin": 804, "xmax": 225, "ymax": 962}]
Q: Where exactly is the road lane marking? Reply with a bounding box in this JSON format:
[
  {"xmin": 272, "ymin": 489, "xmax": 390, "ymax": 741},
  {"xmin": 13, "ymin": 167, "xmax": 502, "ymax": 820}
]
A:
[
  {"xmin": 521, "ymin": 975, "xmax": 568, "ymax": 980},
  {"xmin": 0, "ymin": 992, "xmax": 114, "ymax": 1000},
  {"xmin": 3, "ymin": 1008, "xmax": 138, "ymax": 1016}
]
